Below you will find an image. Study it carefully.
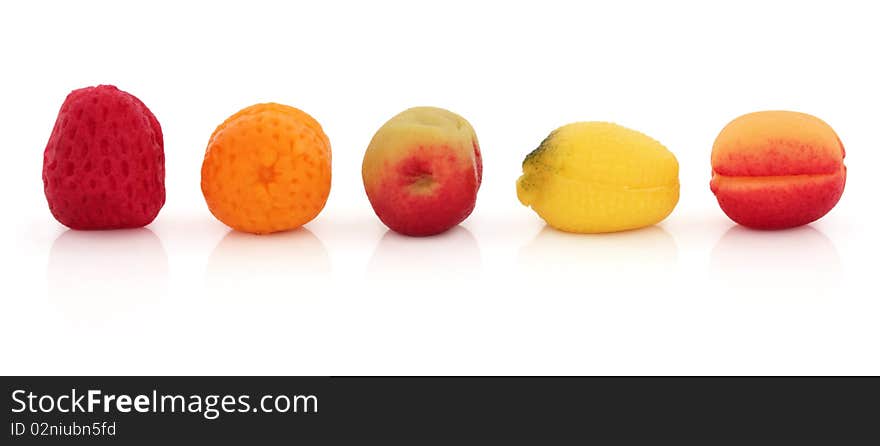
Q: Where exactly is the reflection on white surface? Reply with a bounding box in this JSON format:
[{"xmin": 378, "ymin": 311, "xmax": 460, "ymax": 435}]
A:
[
  {"xmin": 47, "ymin": 228, "xmax": 168, "ymax": 322},
  {"xmin": 368, "ymin": 226, "xmax": 481, "ymax": 281},
  {"xmin": 206, "ymin": 228, "xmax": 331, "ymax": 300},
  {"xmin": 711, "ymin": 225, "xmax": 841, "ymax": 295},
  {"xmin": 518, "ymin": 225, "xmax": 679, "ymax": 288}
]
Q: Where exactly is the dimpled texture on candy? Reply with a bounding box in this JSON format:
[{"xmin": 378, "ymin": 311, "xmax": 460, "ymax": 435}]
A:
[
  {"xmin": 362, "ymin": 107, "xmax": 482, "ymax": 236},
  {"xmin": 201, "ymin": 103, "xmax": 331, "ymax": 234},
  {"xmin": 42, "ymin": 85, "xmax": 165, "ymax": 230},
  {"xmin": 710, "ymin": 111, "xmax": 846, "ymax": 229},
  {"xmin": 517, "ymin": 122, "xmax": 679, "ymax": 233}
]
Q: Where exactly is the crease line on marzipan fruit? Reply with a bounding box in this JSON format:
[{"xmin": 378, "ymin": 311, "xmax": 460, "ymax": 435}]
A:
[
  {"xmin": 523, "ymin": 173, "xmax": 679, "ymax": 191},
  {"xmin": 711, "ymin": 168, "xmax": 845, "ymax": 186}
]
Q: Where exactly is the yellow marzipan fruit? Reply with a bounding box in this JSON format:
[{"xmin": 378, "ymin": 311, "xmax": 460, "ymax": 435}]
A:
[{"xmin": 516, "ymin": 122, "xmax": 679, "ymax": 233}]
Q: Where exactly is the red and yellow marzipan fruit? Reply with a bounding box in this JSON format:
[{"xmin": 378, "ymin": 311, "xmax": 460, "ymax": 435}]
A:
[
  {"xmin": 362, "ymin": 107, "xmax": 482, "ymax": 237},
  {"xmin": 710, "ymin": 111, "xmax": 846, "ymax": 229}
]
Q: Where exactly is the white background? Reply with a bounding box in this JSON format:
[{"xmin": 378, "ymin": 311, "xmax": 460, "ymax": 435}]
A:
[{"xmin": 1, "ymin": 0, "xmax": 877, "ymax": 375}]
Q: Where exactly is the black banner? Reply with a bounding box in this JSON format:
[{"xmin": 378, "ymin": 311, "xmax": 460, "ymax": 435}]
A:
[{"xmin": 3, "ymin": 377, "xmax": 878, "ymax": 444}]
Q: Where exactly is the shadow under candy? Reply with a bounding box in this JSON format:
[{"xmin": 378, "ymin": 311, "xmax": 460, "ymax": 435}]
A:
[
  {"xmin": 517, "ymin": 225, "xmax": 679, "ymax": 288},
  {"xmin": 367, "ymin": 226, "xmax": 482, "ymax": 281},
  {"xmin": 47, "ymin": 227, "xmax": 168, "ymax": 321},
  {"xmin": 710, "ymin": 225, "xmax": 841, "ymax": 294},
  {"xmin": 205, "ymin": 228, "xmax": 331, "ymax": 300}
]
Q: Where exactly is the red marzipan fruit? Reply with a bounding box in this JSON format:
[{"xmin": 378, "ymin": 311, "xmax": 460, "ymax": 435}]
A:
[{"xmin": 43, "ymin": 85, "xmax": 165, "ymax": 229}]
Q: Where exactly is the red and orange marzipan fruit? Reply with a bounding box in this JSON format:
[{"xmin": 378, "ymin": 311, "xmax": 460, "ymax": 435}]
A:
[{"xmin": 710, "ymin": 111, "xmax": 846, "ymax": 229}]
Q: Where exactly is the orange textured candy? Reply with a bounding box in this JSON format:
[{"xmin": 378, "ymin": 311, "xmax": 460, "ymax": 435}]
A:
[{"xmin": 201, "ymin": 103, "xmax": 331, "ymax": 234}]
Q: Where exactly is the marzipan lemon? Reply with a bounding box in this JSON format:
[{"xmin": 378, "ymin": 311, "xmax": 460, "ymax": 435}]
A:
[{"xmin": 516, "ymin": 122, "xmax": 679, "ymax": 233}]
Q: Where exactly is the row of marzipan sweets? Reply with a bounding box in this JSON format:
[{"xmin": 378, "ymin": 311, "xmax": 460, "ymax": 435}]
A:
[{"xmin": 42, "ymin": 85, "xmax": 845, "ymax": 236}]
